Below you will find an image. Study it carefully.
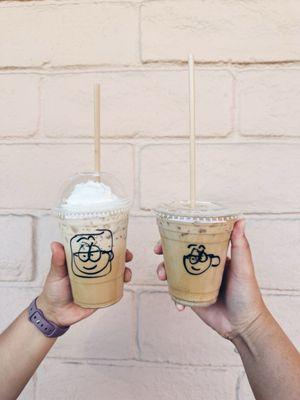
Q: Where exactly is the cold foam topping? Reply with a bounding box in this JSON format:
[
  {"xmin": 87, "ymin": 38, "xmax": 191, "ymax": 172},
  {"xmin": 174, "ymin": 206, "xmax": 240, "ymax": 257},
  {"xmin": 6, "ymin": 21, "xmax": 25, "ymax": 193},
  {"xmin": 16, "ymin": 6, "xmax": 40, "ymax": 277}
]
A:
[{"xmin": 61, "ymin": 181, "xmax": 126, "ymax": 211}]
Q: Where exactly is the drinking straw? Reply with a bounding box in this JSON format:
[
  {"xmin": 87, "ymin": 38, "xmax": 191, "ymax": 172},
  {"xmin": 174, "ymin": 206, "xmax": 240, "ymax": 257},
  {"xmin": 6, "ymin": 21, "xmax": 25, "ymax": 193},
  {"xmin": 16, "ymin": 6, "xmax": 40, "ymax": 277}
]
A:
[
  {"xmin": 94, "ymin": 84, "xmax": 101, "ymax": 174},
  {"xmin": 189, "ymin": 54, "xmax": 196, "ymax": 208}
]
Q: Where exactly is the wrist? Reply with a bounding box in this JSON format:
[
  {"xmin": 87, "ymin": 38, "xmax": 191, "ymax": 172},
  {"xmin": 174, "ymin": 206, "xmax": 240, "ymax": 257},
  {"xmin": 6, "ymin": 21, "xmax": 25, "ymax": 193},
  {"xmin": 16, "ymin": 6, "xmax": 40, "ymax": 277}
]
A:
[
  {"xmin": 29, "ymin": 297, "xmax": 69, "ymax": 338},
  {"xmin": 231, "ymin": 307, "xmax": 273, "ymax": 352},
  {"xmin": 36, "ymin": 295, "xmax": 64, "ymax": 328}
]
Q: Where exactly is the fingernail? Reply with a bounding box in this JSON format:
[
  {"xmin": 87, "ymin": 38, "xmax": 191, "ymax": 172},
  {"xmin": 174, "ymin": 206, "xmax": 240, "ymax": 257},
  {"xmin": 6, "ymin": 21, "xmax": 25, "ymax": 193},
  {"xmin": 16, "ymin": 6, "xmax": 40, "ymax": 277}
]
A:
[
  {"xmin": 154, "ymin": 241, "xmax": 161, "ymax": 250},
  {"xmin": 158, "ymin": 268, "xmax": 164, "ymax": 278},
  {"xmin": 176, "ymin": 304, "xmax": 185, "ymax": 312}
]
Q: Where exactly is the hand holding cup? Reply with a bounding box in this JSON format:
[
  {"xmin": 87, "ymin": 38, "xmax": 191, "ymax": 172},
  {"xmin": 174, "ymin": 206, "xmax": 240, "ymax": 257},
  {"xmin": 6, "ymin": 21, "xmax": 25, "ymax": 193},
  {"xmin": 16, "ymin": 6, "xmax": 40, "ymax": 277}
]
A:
[
  {"xmin": 155, "ymin": 220, "xmax": 268, "ymax": 340},
  {"xmin": 37, "ymin": 243, "xmax": 133, "ymax": 327}
]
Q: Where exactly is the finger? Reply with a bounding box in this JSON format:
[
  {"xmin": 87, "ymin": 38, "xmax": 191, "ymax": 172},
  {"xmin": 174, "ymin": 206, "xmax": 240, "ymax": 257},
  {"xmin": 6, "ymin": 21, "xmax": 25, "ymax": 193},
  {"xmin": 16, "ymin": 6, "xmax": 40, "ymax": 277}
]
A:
[
  {"xmin": 218, "ymin": 258, "xmax": 231, "ymax": 298},
  {"xmin": 125, "ymin": 249, "xmax": 133, "ymax": 263},
  {"xmin": 124, "ymin": 267, "xmax": 132, "ymax": 283},
  {"xmin": 192, "ymin": 301, "xmax": 220, "ymax": 322},
  {"xmin": 156, "ymin": 262, "xmax": 167, "ymax": 281},
  {"xmin": 230, "ymin": 219, "xmax": 255, "ymax": 276},
  {"xmin": 176, "ymin": 303, "xmax": 185, "ymax": 311},
  {"xmin": 49, "ymin": 242, "xmax": 68, "ymax": 279},
  {"xmin": 154, "ymin": 241, "xmax": 163, "ymax": 255}
]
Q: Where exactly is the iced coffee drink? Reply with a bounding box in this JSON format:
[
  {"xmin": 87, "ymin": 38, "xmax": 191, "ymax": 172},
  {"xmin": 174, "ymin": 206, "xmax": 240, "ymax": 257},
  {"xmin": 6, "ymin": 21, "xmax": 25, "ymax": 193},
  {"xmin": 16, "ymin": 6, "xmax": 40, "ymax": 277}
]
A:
[
  {"xmin": 56, "ymin": 172, "xmax": 130, "ymax": 308},
  {"xmin": 154, "ymin": 201, "xmax": 238, "ymax": 307}
]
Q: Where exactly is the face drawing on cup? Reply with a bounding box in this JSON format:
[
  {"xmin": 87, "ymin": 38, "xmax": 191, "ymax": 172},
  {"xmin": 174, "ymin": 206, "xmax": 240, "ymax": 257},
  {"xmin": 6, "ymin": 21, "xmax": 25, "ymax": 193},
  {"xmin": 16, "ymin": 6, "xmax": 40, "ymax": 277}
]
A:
[
  {"xmin": 183, "ymin": 244, "xmax": 220, "ymax": 275},
  {"xmin": 70, "ymin": 230, "xmax": 114, "ymax": 278}
]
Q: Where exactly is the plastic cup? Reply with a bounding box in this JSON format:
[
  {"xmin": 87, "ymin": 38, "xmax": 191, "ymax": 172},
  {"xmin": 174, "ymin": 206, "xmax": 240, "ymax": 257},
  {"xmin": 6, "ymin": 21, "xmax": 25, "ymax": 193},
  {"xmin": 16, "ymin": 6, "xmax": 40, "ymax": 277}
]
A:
[
  {"xmin": 55, "ymin": 172, "xmax": 130, "ymax": 309},
  {"xmin": 154, "ymin": 201, "xmax": 239, "ymax": 307}
]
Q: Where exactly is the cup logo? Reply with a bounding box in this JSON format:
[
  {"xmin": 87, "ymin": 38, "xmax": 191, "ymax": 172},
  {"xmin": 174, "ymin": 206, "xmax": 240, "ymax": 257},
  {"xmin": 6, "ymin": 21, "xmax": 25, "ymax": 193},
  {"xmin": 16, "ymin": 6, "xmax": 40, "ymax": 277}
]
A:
[
  {"xmin": 183, "ymin": 244, "xmax": 220, "ymax": 275},
  {"xmin": 70, "ymin": 230, "xmax": 114, "ymax": 278}
]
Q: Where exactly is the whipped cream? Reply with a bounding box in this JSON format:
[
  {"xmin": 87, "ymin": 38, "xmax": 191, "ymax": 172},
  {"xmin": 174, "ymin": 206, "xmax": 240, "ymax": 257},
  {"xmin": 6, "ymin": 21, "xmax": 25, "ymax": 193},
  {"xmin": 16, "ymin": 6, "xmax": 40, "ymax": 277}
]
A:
[{"xmin": 62, "ymin": 181, "xmax": 125, "ymax": 211}]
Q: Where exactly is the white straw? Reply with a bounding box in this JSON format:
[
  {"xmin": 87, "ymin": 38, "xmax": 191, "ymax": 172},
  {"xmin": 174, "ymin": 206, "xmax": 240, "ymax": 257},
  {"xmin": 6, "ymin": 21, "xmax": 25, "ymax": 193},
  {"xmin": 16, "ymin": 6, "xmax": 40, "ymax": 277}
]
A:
[
  {"xmin": 94, "ymin": 84, "xmax": 101, "ymax": 174},
  {"xmin": 189, "ymin": 54, "xmax": 196, "ymax": 208}
]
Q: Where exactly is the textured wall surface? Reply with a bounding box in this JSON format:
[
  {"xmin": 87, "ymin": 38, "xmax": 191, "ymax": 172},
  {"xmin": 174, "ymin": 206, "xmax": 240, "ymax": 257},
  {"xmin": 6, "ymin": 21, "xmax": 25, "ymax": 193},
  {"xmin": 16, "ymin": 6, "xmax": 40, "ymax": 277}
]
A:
[{"xmin": 1, "ymin": 1, "xmax": 300, "ymax": 399}]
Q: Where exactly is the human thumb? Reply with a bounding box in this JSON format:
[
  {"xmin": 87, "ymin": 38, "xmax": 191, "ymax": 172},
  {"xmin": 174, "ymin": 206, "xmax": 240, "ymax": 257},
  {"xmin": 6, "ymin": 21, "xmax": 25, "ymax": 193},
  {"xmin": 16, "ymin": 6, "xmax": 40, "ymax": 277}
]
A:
[
  {"xmin": 230, "ymin": 220, "xmax": 255, "ymax": 277},
  {"xmin": 49, "ymin": 242, "xmax": 68, "ymax": 279}
]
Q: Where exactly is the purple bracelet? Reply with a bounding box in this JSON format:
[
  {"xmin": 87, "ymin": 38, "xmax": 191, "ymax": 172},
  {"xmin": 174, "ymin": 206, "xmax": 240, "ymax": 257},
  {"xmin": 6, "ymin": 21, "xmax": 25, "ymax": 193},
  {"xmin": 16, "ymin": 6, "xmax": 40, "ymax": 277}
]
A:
[{"xmin": 28, "ymin": 298, "xmax": 70, "ymax": 338}]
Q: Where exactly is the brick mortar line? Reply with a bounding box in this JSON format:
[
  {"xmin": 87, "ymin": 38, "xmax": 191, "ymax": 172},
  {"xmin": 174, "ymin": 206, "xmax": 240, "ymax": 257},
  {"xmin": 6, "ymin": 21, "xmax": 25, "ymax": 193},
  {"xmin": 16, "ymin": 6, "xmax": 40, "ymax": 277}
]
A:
[
  {"xmin": 1, "ymin": 63, "xmax": 300, "ymax": 74},
  {"xmin": 44, "ymin": 355, "xmax": 243, "ymax": 369},
  {"xmin": 136, "ymin": 145, "xmax": 142, "ymax": 210},
  {"xmin": 36, "ymin": 77, "xmax": 42, "ymax": 137},
  {"xmin": 131, "ymin": 290, "xmax": 139, "ymax": 360},
  {"xmin": 132, "ymin": 144, "xmax": 140, "ymax": 210},
  {"xmin": 136, "ymin": 286, "xmax": 300, "ymax": 296},
  {"xmin": 235, "ymin": 370, "xmax": 244, "ymax": 400},
  {"xmin": 0, "ymin": 63, "xmax": 146, "ymax": 72},
  {"xmin": 32, "ymin": 76, "xmax": 43, "ymax": 139},
  {"xmin": 0, "ymin": 0, "xmax": 140, "ymax": 8},
  {"xmin": 231, "ymin": 70, "xmax": 239, "ymax": 140},
  {"xmin": 31, "ymin": 216, "xmax": 37, "ymax": 282},
  {"xmin": 138, "ymin": 3, "xmax": 142, "ymax": 65},
  {"xmin": 143, "ymin": 59, "xmax": 300, "ymax": 67},
  {"xmin": 4, "ymin": 133, "xmax": 300, "ymax": 141},
  {"xmin": 135, "ymin": 291, "xmax": 142, "ymax": 359},
  {"xmin": 3, "ymin": 138, "xmax": 300, "ymax": 145},
  {"xmin": 133, "ymin": 286, "xmax": 300, "ymax": 296},
  {"xmin": 3, "ymin": 136, "xmax": 300, "ymax": 143}
]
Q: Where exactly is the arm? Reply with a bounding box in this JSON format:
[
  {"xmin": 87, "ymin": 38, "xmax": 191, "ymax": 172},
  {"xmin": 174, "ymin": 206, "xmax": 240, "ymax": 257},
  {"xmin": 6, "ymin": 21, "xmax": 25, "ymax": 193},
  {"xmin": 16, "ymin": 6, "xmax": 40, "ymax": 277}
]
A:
[
  {"xmin": 232, "ymin": 309, "xmax": 300, "ymax": 400},
  {"xmin": 155, "ymin": 220, "xmax": 300, "ymax": 400},
  {"xmin": 0, "ymin": 310, "xmax": 56, "ymax": 400},
  {"xmin": 0, "ymin": 242, "xmax": 133, "ymax": 400}
]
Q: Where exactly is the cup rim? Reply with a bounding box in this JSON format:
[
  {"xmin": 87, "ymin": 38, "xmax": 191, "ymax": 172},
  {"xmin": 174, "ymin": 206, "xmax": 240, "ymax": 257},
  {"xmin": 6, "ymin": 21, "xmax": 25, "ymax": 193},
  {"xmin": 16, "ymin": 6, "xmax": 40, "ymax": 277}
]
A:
[{"xmin": 153, "ymin": 200, "xmax": 241, "ymax": 224}]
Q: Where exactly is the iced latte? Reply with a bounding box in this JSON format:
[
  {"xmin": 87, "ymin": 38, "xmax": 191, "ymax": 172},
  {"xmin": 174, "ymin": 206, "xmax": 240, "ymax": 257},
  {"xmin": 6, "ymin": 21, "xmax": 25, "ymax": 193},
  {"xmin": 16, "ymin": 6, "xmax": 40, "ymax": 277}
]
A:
[{"xmin": 155, "ymin": 201, "xmax": 238, "ymax": 307}]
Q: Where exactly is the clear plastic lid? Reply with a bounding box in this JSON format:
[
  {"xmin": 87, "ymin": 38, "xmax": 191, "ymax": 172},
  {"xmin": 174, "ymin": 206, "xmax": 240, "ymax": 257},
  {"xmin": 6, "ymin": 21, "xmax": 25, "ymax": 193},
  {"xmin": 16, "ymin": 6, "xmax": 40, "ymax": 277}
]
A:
[
  {"xmin": 55, "ymin": 172, "xmax": 130, "ymax": 219},
  {"xmin": 153, "ymin": 200, "xmax": 240, "ymax": 224}
]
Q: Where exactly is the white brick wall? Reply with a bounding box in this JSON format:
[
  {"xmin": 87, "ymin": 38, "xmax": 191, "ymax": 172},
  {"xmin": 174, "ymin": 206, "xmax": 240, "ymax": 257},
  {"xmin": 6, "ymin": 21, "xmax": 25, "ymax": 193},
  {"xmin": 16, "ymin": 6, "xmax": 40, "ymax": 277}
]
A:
[
  {"xmin": 0, "ymin": 75, "xmax": 40, "ymax": 138},
  {"xmin": 0, "ymin": 216, "xmax": 33, "ymax": 281},
  {"xmin": 247, "ymin": 218, "xmax": 300, "ymax": 290},
  {"xmin": 0, "ymin": 288, "xmax": 39, "ymax": 331},
  {"xmin": 141, "ymin": 1, "xmax": 300, "ymax": 63},
  {"xmin": 49, "ymin": 290, "xmax": 135, "ymax": 360},
  {"xmin": 1, "ymin": 1, "xmax": 300, "ymax": 399},
  {"xmin": 40, "ymin": 70, "xmax": 233, "ymax": 138},
  {"xmin": 237, "ymin": 371, "xmax": 255, "ymax": 400},
  {"xmin": 0, "ymin": 3, "xmax": 139, "ymax": 67},
  {"xmin": 139, "ymin": 143, "xmax": 300, "ymax": 213},
  {"xmin": 138, "ymin": 291, "xmax": 241, "ymax": 366},
  {"xmin": 36, "ymin": 360, "xmax": 238, "ymax": 400},
  {"xmin": 127, "ymin": 216, "xmax": 160, "ymax": 285},
  {"xmin": 237, "ymin": 69, "xmax": 300, "ymax": 137},
  {"xmin": 0, "ymin": 144, "xmax": 133, "ymax": 209}
]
